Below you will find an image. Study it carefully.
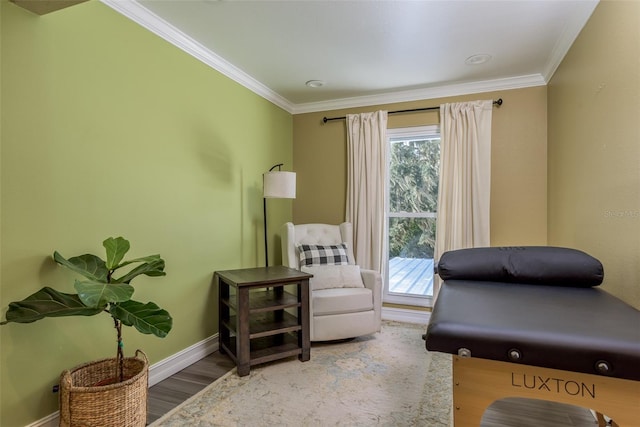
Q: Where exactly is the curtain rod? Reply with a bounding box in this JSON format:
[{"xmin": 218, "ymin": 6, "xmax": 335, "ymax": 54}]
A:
[{"xmin": 322, "ymin": 98, "xmax": 503, "ymax": 123}]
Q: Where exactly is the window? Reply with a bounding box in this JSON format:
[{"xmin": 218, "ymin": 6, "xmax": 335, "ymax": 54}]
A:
[{"xmin": 384, "ymin": 125, "xmax": 440, "ymax": 307}]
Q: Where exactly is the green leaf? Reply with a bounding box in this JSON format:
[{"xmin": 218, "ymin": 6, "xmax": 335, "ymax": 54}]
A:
[
  {"xmin": 103, "ymin": 237, "xmax": 130, "ymax": 270},
  {"xmin": 112, "ymin": 254, "xmax": 162, "ymax": 271},
  {"xmin": 0, "ymin": 287, "xmax": 103, "ymax": 325},
  {"xmin": 110, "ymin": 300, "xmax": 172, "ymax": 338},
  {"xmin": 74, "ymin": 280, "xmax": 134, "ymax": 308},
  {"xmin": 114, "ymin": 259, "xmax": 166, "ymax": 284},
  {"xmin": 53, "ymin": 252, "xmax": 108, "ymax": 282}
]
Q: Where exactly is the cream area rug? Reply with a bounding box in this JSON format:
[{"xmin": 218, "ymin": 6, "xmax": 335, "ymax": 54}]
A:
[{"xmin": 151, "ymin": 321, "xmax": 452, "ymax": 426}]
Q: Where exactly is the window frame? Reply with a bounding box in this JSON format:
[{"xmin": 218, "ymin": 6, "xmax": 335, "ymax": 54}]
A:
[{"xmin": 384, "ymin": 124, "xmax": 441, "ymax": 307}]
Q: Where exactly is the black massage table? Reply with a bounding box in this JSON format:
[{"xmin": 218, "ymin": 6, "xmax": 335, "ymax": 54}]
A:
[{"xmin": 425, "ymin": 247, "xmax": 640, "ymax": 426}]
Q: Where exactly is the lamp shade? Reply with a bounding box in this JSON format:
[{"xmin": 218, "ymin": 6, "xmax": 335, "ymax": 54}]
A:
[{"xmin": 263, "ymin": 171, "xmax": 296, "ymax": 199}]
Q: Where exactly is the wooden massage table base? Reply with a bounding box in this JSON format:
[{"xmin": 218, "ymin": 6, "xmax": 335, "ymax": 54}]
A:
[{"xmin": 452, "ymin": 356, "xmax": 639, "ymax": 426}]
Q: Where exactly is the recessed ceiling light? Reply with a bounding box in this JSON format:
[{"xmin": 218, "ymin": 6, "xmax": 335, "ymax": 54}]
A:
[
  {"xmin": 465, "ymin": 54, "xmax": 492, "ymax": 65},
  {"xmin": 305, "ymin": 80, "xmax": 325, "ymax": 88}
]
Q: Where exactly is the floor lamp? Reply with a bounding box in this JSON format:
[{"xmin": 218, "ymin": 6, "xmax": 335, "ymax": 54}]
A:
[{"xmin": 263, "ymin": 163, "xmax": 296, "ymax": 267}]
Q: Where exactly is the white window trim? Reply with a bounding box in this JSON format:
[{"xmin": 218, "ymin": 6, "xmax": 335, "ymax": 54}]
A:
[{"xmin": 384, "ymin": 125, "xmax": 440, "ymax": 307}]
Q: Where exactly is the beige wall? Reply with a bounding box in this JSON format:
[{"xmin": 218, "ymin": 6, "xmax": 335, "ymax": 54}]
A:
[
  {"xmin": 548, "ymin": 1, "xmax": 640, "ymax": 308},
  {"xmin": 292, "ymin": 86, "xmax": 548, "ymax": 246}
]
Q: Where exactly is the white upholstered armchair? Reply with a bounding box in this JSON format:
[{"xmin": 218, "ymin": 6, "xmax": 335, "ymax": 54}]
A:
[{"xmin": 280, "ymin": 222, "xmax": 382, "ymax": 341}]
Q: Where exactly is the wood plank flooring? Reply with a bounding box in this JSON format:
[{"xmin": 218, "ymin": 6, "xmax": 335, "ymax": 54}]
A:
[
  {"xmin": 147, "ymin": 351, "xmax": 599, "ymax": 426},
  {"xmin": 147, "ymin": 351, "xmax": 234, "ymax": 424}
]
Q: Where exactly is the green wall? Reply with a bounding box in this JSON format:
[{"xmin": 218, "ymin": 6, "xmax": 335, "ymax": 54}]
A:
[
  {"xmin": 548, "ymin": 0, "xmax": 640, "ymax": 309},
  {"xmin": 0, "ymin": 1, "xmax": 292, "ymax": 425}
]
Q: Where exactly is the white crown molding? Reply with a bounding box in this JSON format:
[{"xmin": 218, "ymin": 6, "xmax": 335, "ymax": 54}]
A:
[
  {"xmin": 100, "ymin": 0, "xmax": 296, "ymax": 113},
  {"xmin": 291, "ymin": 74, "xmax": 547, "ymax": 114},
  {"xmin": 101, "ymin": 1, "xmax": 552, "ymax": 116},
  {"xmin": 542, "ymin": 0, "xmax": 599, "ymax": 81}
]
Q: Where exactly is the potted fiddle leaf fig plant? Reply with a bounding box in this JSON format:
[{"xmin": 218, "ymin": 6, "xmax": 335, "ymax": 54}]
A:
[{"xmin": 1, "ymin": 236, "xmax": 172, "ymax": 427}]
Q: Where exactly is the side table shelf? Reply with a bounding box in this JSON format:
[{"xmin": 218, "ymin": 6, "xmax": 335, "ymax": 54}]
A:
[
  {"xmin": 215, "ymin": 266, "xmax": 312, "ymax": 376},
  {"xmin": 221, "ymin": 289, "xmax": 300, "ymax": 312},
  {"xmin": 223, "ymin": 311, "xmax": 301, "ymax": 338}
]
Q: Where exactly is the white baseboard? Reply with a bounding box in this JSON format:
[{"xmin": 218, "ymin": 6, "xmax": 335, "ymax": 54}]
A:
[
  {"xmin": 382, "ymin": 306, "xmax": 431, "ymax": 325},
  {"xmin": 25, "ymin": 412, "xmax": 58, "ymax": 427},
  {"xmin": 27, "ymin": 334, "xmax": 219, "ymax": 427},
  {"xmin": 148, "ymin": 334, "xmax": 219, "ymax": 387}
]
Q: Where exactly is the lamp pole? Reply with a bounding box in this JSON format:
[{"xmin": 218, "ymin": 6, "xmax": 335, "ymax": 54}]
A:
[
  {"xmin": 263, "ymin": 163, "xmax": 283, "ymax": 267},
  {"xmin": 263, "ymin": 196, "xmax": 269, "ymax": 267}
]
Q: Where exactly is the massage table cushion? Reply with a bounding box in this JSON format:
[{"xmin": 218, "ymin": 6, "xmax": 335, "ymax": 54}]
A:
[{"xmin": 426, "ymin": 246, "xmax": 640, "ymax": 381}]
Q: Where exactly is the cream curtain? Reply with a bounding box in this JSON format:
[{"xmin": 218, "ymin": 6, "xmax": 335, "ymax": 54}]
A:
[
  {"xmin": 434, "ymin": 100, "xmax": 493, "ymax": 296},
  {"xmin": 346, "ymin": 111, "xmax": 388, "ymax": 273}
]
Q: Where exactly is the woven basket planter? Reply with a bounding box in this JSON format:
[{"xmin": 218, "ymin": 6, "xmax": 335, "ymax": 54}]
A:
[{"xmin": 59, "ymin": 350, "xmax": 148, "ymax": 427}]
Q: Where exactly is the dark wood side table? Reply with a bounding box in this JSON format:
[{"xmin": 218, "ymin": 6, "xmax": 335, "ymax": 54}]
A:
[{"xmin": 215, "ymin": 266, "xmax": 311, "ymax": 376}]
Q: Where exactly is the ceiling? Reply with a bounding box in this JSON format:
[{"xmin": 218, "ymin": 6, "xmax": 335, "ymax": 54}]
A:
[{"xmin": 104, "ymin": 0, "xmax": 599, "ymax": 113}]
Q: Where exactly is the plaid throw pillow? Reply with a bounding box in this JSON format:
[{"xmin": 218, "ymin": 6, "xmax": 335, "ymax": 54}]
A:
[{"xmin": 297, "ymin": 243, "xmax": 350, "ymax": 267}]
